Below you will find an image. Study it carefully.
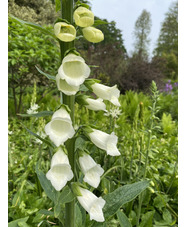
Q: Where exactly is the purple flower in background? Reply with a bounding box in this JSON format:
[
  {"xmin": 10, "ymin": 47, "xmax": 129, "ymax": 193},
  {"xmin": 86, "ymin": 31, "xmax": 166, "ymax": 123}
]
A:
[
  {"xmin": 174, "ymin": 82, "xmax": 178, "ymax": 87},
  {"xmin": 168, "ymin": 80, "xmax": 171, "ymax": 83},
  {"xmin": 165, "ymin": 83, "xmax": 173, "ymax": 93}
]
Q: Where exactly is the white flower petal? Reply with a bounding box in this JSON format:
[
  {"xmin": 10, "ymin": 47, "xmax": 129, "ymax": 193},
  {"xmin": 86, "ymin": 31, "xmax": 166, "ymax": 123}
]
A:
[
  {"xmin": 46, "ymin": 164, "xmax": 73, "ymax": 191},
  {"xmin": 84, "ymin": 165, "xmax": 104, "ymax": 188},
  {"xmin": 51, "ymin": 148, "xmax": 69, "ymax": 168},
  {"xmin": 79, "ymin": 153, "xmax": 97, "ymax": 173},
  {"xmin": 86, "ymin": 98, "xmax": 106, "ymax": 111},
  {"xmin": 89, "ymin": 197, "xmax": 105, "ymax": 222},
  {"xmin": 74, "ymin": 6, "xmax": 94, "ymax": 27},
  {"xmin": 56, "ymin": 74, "xmax": 80, "ymax": 95}
]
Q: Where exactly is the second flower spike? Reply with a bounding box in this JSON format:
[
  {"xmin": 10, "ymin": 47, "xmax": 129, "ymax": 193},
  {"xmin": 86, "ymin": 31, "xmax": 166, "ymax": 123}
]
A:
[{"xmin": 45, "ymin": 107, "xmax": 75, "ymax": 147}]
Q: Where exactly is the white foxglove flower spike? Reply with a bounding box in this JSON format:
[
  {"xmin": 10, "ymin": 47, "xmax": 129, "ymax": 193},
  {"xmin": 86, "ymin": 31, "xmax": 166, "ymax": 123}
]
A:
[
  {"xmin": 79, "ymin": 153, "xmax": 104, "ymax": 188},
  {"xmin": 54, "ymin": 22, "xmax": 76, "ymax": 42},
  {"xmin": 82, "ymin": 27, "xmax": 104, "ymax": 43},
  {"xmin": 74, "ymin": 6, "xmax": 94, "ymax": 27},
  {"xmin": 84, "ymin": 80, "xmax": 121, "ymax": 106},
  {"xmin": 46, "ymin": 148, "xmax": 73, "ymax": 191},
  {"xmin": 45, "ymin": 107, "xmax": 75, "ymax": 147},
  {"xmin": 88, "ymin": 129, "xmax": 121, "ymax": 156},
  {"xmin": 56, "ymin": 74, "xmax": 80, "ymax": 95},
  {"xmin": 75, "ymin": 186, "xmax": 105, "ymax": 222},
  {"xmin": 58, "ymin": 54, "xmax": 90, "ymax": 86}
]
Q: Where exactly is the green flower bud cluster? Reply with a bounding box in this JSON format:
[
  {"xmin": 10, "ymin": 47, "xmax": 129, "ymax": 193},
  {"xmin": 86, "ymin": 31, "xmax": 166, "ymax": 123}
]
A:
[{"xmin": 54, "ymin": 5, "xmax": 104, "ymax": 43}]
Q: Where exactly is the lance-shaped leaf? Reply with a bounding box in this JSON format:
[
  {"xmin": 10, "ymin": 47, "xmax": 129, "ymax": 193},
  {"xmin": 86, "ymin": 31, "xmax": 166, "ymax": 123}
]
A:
[
  {"xmin": 18, "ymin": 111, "xmax": 53, "ymax": 118},
  {"xmin": 10, "ymin": 15, "xmax": 56, "ymax": 39},
  {"xmin": 117, "ymin": 210, "xmax": 132, "ymax": 227},
  {"xmin": 35, "ymin": 66, "xmax": 56, "ymax": 81},
  {"xmin": 103, "ymin": 180, "xmax": 149, "ymax": 217}
]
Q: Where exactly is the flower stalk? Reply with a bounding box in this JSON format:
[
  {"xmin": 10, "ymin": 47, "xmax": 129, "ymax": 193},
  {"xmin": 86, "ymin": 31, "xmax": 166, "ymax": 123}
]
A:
[{"xmin": 60, "ymin": 0, "xmax": 76, "ymax": 226}]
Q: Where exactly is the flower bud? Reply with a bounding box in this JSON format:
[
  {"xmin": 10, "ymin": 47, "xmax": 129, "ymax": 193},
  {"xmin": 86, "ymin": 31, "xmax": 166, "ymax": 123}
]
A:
[
  {"xmin": 46, "ymin": 148, "xmax": 73, "ymax": 191},
  {"xmin": 54, "ymin": 22, "xmax": 76, "ymax": 42},
  {"xmin": 76, "ymin": 186, "xmax": 105, "ymax": 222},
  {"xmin": 58, "ymin": 54, "xmax": 90, "ymax": 86},
  {"xmin": 87, "ymin": 128, "xmax": 120, "ymax": 156},
  {"xmin": 84, "ymin": 80, "xmax": 121, "ymax": 106},
  {"xmin": 45, "ymin": 107, "xmax": 75, "ymax": 147},
  {"xmin": 74, "ymin": 6, "xmax": 94, "ymax": 27},
  {"xmin": 82, "ymin": 27, "xmax": 104, "ymax": 43},
  {"xmin": 79, "ymin": 153, "xmax": 104, "ymax": 188},
  {"xmin": 56, "ymin": 74, "xmax": 79, "ymax": 95}
]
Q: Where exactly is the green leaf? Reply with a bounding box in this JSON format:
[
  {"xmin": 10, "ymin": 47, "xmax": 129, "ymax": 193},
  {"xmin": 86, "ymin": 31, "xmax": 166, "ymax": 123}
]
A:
[
  {"xmin": 93, "ymin": 20, "xmax": 109, "ymax": 27},
  {"xmin": 12, "ymin": 180, "xmax": 26, "ymax": 207},
  {"xmin": 10, "ymin": 15, "xmax": 56, "ymax": 39},
  {"xmin": 103, "ymin": 180, "xmax": 149, "ymax": 217},
  {"xmin": 18, "ymin": 111, "xmax": 53, "ymax": 118},
  {"xmin": 35, "ymin": 66, "xmax": 56, "ymax": 81},
  {"xmin": 140, "ymin": 210, "xmax": 155, "ymax": 227},
  {"xmin": 22, "ymin": 124, "xmax": 55, "ymax": 148},
  {"xmin": 75, "ymin": 203, "xmax": 82, "ymax": 227},
  {"xmin": 54, "ymin": 185, "xmax": 75, "ymax": 218},
  {"xmin": 35, "ymin": 163, "xmax": 58, "ymax": 202},
  {"xmin": 55, "ymin": 0, "xmax": 61, "ymax": 12},
  {"xmin": 39, "ymin": 209, "xmax": 54, "ymax": 216},
  {"xmin": 8, "ymin": 217, "xmax": 29, "ymax": 227},
  {"xmin": 117, "ymin": 210, "xmax": 132, "ymax": 227}
]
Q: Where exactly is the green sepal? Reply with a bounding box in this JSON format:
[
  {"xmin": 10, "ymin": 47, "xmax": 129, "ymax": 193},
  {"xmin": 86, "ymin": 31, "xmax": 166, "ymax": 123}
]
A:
[
  {"xmin": 71, "ymin": 183, "xmax": 82, "ymax": 196},
  {"xmin": 35, "ymin": 66, "xmax": 56, "ymax": 81},
  {"xmin": 64, "ymin": 48, "xmax": 80, "ymax": 57},
  {"xmin": 77, "ymin": 149, "xmax": 90, "ymax": 157},
  {"xmin": 74, "ymin": 1, "xmax": 90, "ymax": 10},
  {"xmin": 54, "ymin": 18, "xmax": 70, "ymax": 25},
  {"xmin": 55, "ymin": 104, "xmax": 71, "ymax": 114},
  {"xmin": 75, "ymin": 94, "xmax": 90, "ymax": 106},
  {"xmin": 84, "ymin": 79, "xmax": 101, "ymax": 91},
  {"xmin": 81, "ymin": 125, "xmax": 94, "ymax": 135},
  {"xmin": 93, "ymin": 20, "xmax": 109, "ymax": 27},
  {"xmin": 55, "ymin": 0, "xmax": 61, "ymax": 12}
]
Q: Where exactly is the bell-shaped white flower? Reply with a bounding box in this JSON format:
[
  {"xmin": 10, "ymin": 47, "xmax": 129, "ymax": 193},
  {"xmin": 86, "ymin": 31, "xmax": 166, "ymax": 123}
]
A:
[
  {"xmin": 77, "ymin": 187, "xmax": 105, "ymax": 222},
  {"xmin": 74, "ymin": 6, "xmax": 94, "ymax": 27},
  {"xmin": 54, "ymin": 22, "xmax": 76, "ymax": 42},
  {"xmin": 79, "ymin": 153, "xmax": 104, "ymax": 188},
  {"xmin": 56, "ymin": 74, "xmax": 79, "ymax": 95},
  {"xmin": 88, "ymin": 129, "xmax": 120, "ymax": 156},
  {"xmin": 91, "ymin": 83, "xmax": 121, "ymax": 106},
  {"xmin": 58, "ymin": 54, "xmax": 90, "ymax": 86},
  {"xmin": 45, "ymin": 107, "xmax": 75, "ymax": 147},
  {"xmin": 46, "ymin": 148, "xmax": 73, "ymax": 191},
  {"xmin": 82, "ymin": 27, "xmax": 104, "ymax": 43},
  {"xmin": 85, "ymin": 98, "xmax": 106, "ymax": 111}
]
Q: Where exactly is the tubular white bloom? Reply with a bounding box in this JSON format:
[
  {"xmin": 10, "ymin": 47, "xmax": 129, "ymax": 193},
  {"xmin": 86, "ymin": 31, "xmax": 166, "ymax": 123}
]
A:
[
  {"xmin": 91, "ymin": 83, "xmax": 121, "ymax": 106},
  {"xmin": 77, "ymin": 187, "xmax": 105, "ymax": 222},
  {"xmin": 46, "ymin": 149, "xmax": 73, "ymax": 191},
  {"xmin": 58, "ymin": 54, "xmax": 90, "ymax": 86},
  {"xmin": 54, "ymin": 22, "xmax": 76, "ymax": 42},
  {"xmin": 79, "ymin": 153, "xmax": 104, "ymax": 188},
  {"xmin": 56, "ymin": 74, "xmax": 79, "ymax": 95},
  {"xmin": 89, "ymin": 129, "xmax": 120, "ymax": 156},
  {"xmin": 82, "ymin": 27, "xmax": 104, "ymax": 43},
  {"xmin": 45, "ymin": 108, "xmax": 75, "ymax": 147},
  {"xmin": 85, "ymin": 98, "xmax": 106, "ymax": 111},
  {"xmin": 74, "ymin": 6, "xmax": 94, "ymax": 27}
]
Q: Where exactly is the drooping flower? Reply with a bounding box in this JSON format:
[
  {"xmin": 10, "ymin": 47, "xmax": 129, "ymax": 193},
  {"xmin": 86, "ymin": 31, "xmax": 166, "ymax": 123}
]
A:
[
  {"xmin": 79, "ymin": 153, "xmax": 104, "ymax": 188},
  {"xmin": 46, "ymin": 148, "xmax": 73, "ymax": 191},
  {"xmin": 75, "ymin": 186, "xmax": 105, "ymax": 222},
  {"xmin": 58, "ymin": 54, "xmax": 90, "ymax": 86},
  {"xmin": 84, "ymin": 80, "xmax": 120, "ymax": 106},
  {"xmin": 45, "ymin": 107, "xmax": 75, "ymax": 147},
  {"xmin": 56, "ymin": 73, "xmax": 80, "ymax": 95},
  {"xmin": 76, "ymin": 95, "xmax": 107, "ymax": 111},
  {"xmin": 88, "ymin": 129, "xmax": 120, "ymax": 156},
  {"xmin": 74, "ymin": 6, "xmax": 94, "ymax": 27},
  {"xmin": 82, "ymin": 27, "xmax": 104, "ymax": 43},
  {"xmin": 54, "ymin": 22, "xmax": 76, "ymax": 42}
]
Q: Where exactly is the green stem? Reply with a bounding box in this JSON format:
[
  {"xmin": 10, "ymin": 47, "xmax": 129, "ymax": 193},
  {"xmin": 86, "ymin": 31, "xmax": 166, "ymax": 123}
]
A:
[
  {"xmin": 59, "ymin": 0, "xmax": 75, "ymax": 226},
  {"xmin": 129, "ymin": 132, "xmax": 135, "ymax": 182}
]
